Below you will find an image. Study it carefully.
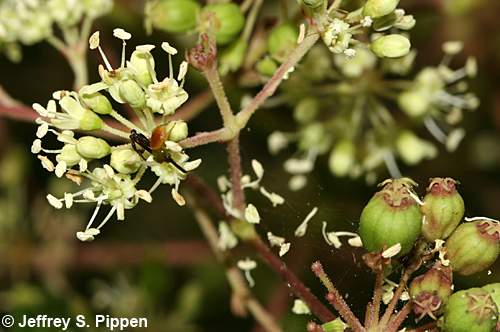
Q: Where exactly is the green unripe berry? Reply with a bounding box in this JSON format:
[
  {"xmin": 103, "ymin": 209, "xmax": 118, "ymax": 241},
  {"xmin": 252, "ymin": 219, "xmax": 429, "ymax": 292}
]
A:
[
  {"xmin": 58, "ymin": 95, "xmax": 104, "ymax": 130},
  {"xmin": 442, "ymin": 288, "xmax": 497, "ymax": 332},
  {"xmin": 409, "ymin": 262, "xmax": 453, "ymax": 320},
  {"xmin": 363, "ymin": 0, "xmax": 400, "ymax": 18},
  {"xmin": 328, "ymin": 139, "xmax": 355, "ymax": 177},
  {"xmin": 445, "ymin": 220, "xmax": 499, "ymax": 276},
  {"xmin": 202, "ymin": 3, "xmax": 244, "ymax": 45},
  {"xmin": 76, "ymin": 136, "xmax": 111, "ymax": 159},
  {"xmin": 78, "ymin": 109, "xmax": 104, "ymax": 130},
  {"xmin": 147, "ymin": 0, "xmax": 200, "ymax": 33},
  {"xmin": 219, "ymin": 38, "xmax": 247, "ymax": 76},
  {"xmin": 56, "ymin": 144, "xmax": 82, "ymax": 167},
  {"xmin": 119, "ymin": 80, "xmax": 146, "ymax": 109},
  {"xmin": 421, "ymin": 178, "xmax": 465, "ymax": 241},
  {"xmin": 267, "ymin": 23, "xmax": 298, "ymax": 62},
  {"xmin": 294, "ymin": 97, "xmax": 319, "ymax": 124},
  {"xmin": 110, "ymin": 147, "xmax": 142, "ymax": 174},
  {"xmin": 482, "ymin": 283, "xmax": 500, "ymax": 330},
  {"xmin": 256, "ymin": 57, "xmax": 278, "ymax": 77},
  {"xmin": 371, "ymin": 34, "xmax": 410, "ymax": 58},
  {"xmin": 359, "ymin": 178, "xmax": 423, "ymax": 255}
]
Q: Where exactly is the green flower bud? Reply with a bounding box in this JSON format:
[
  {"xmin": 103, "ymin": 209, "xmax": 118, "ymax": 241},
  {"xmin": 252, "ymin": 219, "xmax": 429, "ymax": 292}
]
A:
[
  {"xmin": 219, "ymin": 38, "xmax": 247, "ymax": 76},
  {"xmin": 294, "ymin": 97, "xmax": 319, "ymax": 124},
  {"xmin": 359, "ymin": 178, "xmax": 422, "ymax": 255},
  {"xmin": 79, "ymin": 88, "xmax": 113, "ymax": 115},
  {"xmin": 56, "ymin": 144, "xmax": 82, "ymax": 167},
  {"xmin": 328, "ymin": 139, "xmax": 355, "ymax": 177},
  {"xmin": 268, "ymin": 23, "xmax": 298, "ymax": 62},
  {"xmin": 110, "ymin": 147, "xmax": 142, "ymax": 174},
  {"xmin": 421, "ymin": 178, "xmax": 465, "ymax": 241},
  {"xmin": 396, "ymin": 131, "xmax": 437, "ymax": 165},
  {"xmin": 164, "ymin": 120, "xmax": 188, "ymax": 142},
  {"xmin": 128, "ymin": 50, "xmax": 156, "ymax": 87},
  {"xmin": 445, "ymin": 220, "xmax": 499, "ymax": 276},
  {"xmin": 442, "ymin": 288, "xmax": 497, "ymax": 332},
  {"xmin": 119, "ymin": 80, "xmax": 146, "ymax": 109},
  {"xmin": 371, "ymin": 34, "xmax": 410, "ymax": 58},
  {"xmin": 321, "ymin": 318, "xmax": 347, "ymax": 332},
  {"xmin": 146, "ymin": 0, "xmax": 200, "ymax": 33},
  {"xmin": 398, "ymin": 89, "xmax": 430, "ymax": 117},
  {"xmin": 202, "ymin": 3, "xmax": 244, "ymax": 45},
  {"xmin": 256, "ymin": 56, "xmax": 278, "ymax": 77},
  {"xmin": 76, "ymin": 137, "xmax": 111, "ymax": 159},
  {"xmin": 363, "ymin": 0, "xmax": 400, "ymax": 18},
  {"xmin": 79, "ymin": 109, "xmax": 104, "ymax": 130},
  {"xmin": 58, "ymin": 95, "xmax": 104, "ymax": 130},
  {"xmin": 409, "ymin": 262, "xmax": 453, "ymax": 320},
  {"xmin": 298, "ymin": 122, "xmax": 330, "ymax": 153}
]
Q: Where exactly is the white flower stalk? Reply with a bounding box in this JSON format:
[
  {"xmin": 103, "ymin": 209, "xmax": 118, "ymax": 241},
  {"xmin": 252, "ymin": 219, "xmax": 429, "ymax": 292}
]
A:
[
  {"xmin": 295, "ymin": 206, "xmax": 318, "ymax": 237},
  {"xmin": 321, "ymin": 222, "xmax": 361, "ymax": 249},
  {"xmin": 32, "ymin": 32, "xmax": 201, "ymax": 241}
]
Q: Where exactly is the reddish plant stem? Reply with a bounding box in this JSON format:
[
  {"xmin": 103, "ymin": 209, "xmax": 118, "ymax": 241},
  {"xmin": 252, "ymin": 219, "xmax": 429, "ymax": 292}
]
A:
[
  {"xmin": 407, "ymin": 322, "xmax": 438, "ymax": 332},
  {"xmin": 251, "ymin": 237, "xmax": 336, "ymax": 323},
  {"xmin": 180, "ymin": 127, "xmax": 233, "ymax": 148},
  {"xmin": 371, "ymin": 269, "xmax": 384, "ymax": 326},
  {"xmin": 307, "ymin": 322, "xmax": 326, "ymax": 332},
  {"xmin": 227, "ymin": 136, "xmax": 246, "ymax": 212},
  {"xmin": 386, "ymin": 302, "xmax": 412, "ymax": 332},
  {"xmin": 185, "ymin": 174, "xmax": 227, "ymax": 217},
  {"xmin": 364, "ymin": 303, "xmax": 376, "ymax": 328},
  {"xmin": 380, "ymin": 270, "xmax": 411, "ymax": 326},
  {"xmin": 326, "ymin": 291, "xmax": 365, "ymax": 332}
]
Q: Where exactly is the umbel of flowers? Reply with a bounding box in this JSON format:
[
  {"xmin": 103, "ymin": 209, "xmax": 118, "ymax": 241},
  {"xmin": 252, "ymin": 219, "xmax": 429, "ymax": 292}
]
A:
[{"xmin": 31, "ymin": 29, "xmax": 201, "ymax": 242}]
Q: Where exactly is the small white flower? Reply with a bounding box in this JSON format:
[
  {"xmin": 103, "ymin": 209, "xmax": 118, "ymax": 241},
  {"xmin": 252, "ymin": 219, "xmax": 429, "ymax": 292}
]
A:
[
  {"xmin": 245, "ymin": 204, "xmax": 261, "ymax": 224},
  {"xmin": 292, "ymin": 299, "xmax": 311, "ymax": 315},
  {"xmin": 47, "ymin": 194, "xmax": 63, "ymax": 209},
  {"xmin": 113, "ymin": 28, "xmax": 131, "ymax": 40},
  {"xmin": 289, "ymin": 175, "xmax": 307, "ymax": 191},
  {"xmin": 135, "ymin": 190, "xmax": 152, "ymax": 203},
  {"xmin": 344, "ymin": 48, "xmax": 357, "ymax": 58},
  {"xmin": 136, "ymin": 44, "xmax": 155, "ymax": 52},
  {"xmin": 161, "ymin": 42, "xmax": 177, "ymax": 55},
  {"xmin": 348, "ymin": 236, "xmax": 363, "ymax": 247},
  {"xmin": 279, "ymin": 242, "xmax": 291, "ymax": 257},
  {"xmin": 251, "ymin": 159, "xmax": 264, "ymax": 179},
  {"xmin": 382, "ymin": 243, "xmax": 402, "ymax": 258},
  {"xmin": 267, "ymin": 232, "xmax": 286, "ymax": 247},
  {"xmin": 36, "ymin": 122, "xmax": 49, "ymax": 138},
  {"xmin": 55, "ymin": 161, "xmax": 67, "ymax": 178},
  {"xmin": 31, "ymin": 139, "xmax": 42, "ymax": 154},
  {"xmin": 260, "ymin": 187, "xmax": 285, "ymax": 207},
  {"xmin": 295, "ymin": 206, "xmax": 318, "ymax": 237},
  {"xmin": 64, "ymin": 192, "xmax": 74, "ymax": 209},
  {"xmin": 177, "ymin": 61, "xmax": 188, "ymax": 81},
  {"xmin": 218, "ymin": 222, "xmax": 238, "ymax": 251},
  {"xmin": 171, "ymin": 189, "xmax": 186, "ymax": 206},
  {"xmin": 361, "ymin": 16, "xmax": 373, "ymax": 27},
  {"xmin": 38, "ymin": 155, "xmax": 55, "ymax": 172},
  {"xmin": 268, "ymin": 131, "xmax": 289, "ymax": 155},
  {"xmin": 237, "ymin": 257, "xmax": 257, "ymax": 287},
  {"xmin": 89, "ymin": 31, "xmax": 100, "ymax": 49}
]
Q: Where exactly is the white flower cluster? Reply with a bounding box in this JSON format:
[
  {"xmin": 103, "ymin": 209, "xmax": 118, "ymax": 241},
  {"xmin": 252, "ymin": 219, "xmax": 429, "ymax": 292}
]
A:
[
  {"xmin": 32, "ymin": 30, "xmax": 201, "ymax": 241},
  {"xmin": 0, "ymin": 0, "xmax": 113, "ymax": 61}
]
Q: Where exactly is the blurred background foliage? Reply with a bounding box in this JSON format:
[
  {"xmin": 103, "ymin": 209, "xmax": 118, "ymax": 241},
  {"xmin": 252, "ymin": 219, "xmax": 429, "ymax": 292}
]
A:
[{"xmin": 0, "ymin": 0, "xmax": 498, "ymax": 331}]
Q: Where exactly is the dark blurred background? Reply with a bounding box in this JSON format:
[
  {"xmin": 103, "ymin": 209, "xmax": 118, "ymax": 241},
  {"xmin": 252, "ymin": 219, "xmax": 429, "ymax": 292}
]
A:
[{"xmin": 0, "ymin": 0, "xmax": 498, "ymax": 331}]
